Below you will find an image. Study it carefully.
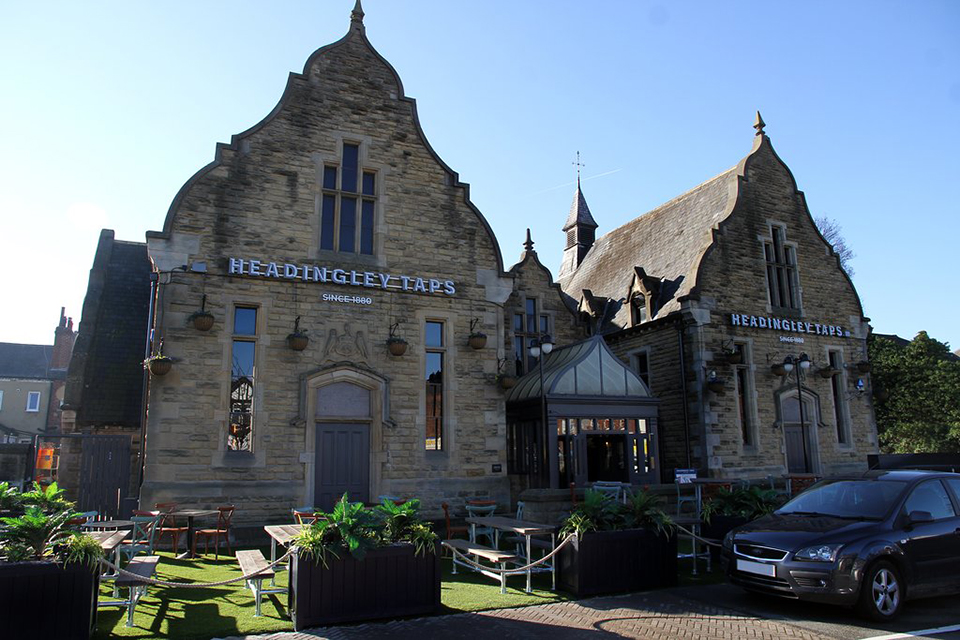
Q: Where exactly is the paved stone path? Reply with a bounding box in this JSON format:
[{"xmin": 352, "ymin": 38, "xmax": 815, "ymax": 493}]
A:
[{"xmin": 217, "ymin": 589, "xmax": 836, "ymax": 640}]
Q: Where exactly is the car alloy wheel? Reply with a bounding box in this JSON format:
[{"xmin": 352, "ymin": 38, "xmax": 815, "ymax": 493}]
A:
[{"xmin": 857, "ymin": 560, "xmax": 902, "ymax": 620}]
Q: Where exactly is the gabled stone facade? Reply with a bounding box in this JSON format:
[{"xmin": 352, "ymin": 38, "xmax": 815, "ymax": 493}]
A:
[{"xmin": 561, "ymin": 119, "xmax": 878, "ymax": 480}]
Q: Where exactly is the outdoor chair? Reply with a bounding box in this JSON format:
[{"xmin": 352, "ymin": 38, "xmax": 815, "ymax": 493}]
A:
[
  {"xmin": 292, "ymin": 507, "xmax": 324, "ymax": 525},
  {"xmin": 441, "ymin": 502, "xmax": 469, "ymax": 540},
  {"xmin": 465, "ymin": 500, "xmax": 497, "ymax": 545},
  {"xmin": 193, "ymin": 505, "xmax": 235, "ymax": 559},
  {"xmin": 119, "ymin": 511, "xmax": 160, "ymax": 563},
  {"xmin": 154, "ymin": 502, "xmax": 189, "ymax": 554},
  {"xmin": 592, "ymin": 481, "xmax": 627, "ymax": 503}
]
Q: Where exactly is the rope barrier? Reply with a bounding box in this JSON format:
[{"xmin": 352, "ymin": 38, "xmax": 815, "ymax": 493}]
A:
[
  {"xmin": 441, "ymin": 534, "xmax": 575, "ymax": 574},
  {"xmin": 674, "ymin": 524, "xmax": 722, "ymax": 548},
  {"xmin": 99, "ymin": 547, "xmax": 296, "ymax": 588}
]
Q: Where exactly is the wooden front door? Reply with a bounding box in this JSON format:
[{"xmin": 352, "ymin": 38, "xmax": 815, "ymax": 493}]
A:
[
  {"xmin": 315, "ymin": 423, "xmax": 369, "ymax": 511},
  {"xmin": 784, "ymin": 425, "xmax": 810, "ymax": 473}
]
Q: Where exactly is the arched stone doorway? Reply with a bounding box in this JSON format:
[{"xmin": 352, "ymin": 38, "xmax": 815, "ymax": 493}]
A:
[{"xmin": 301, "ymin": 366, "xmax": 387, "ymax": 510}]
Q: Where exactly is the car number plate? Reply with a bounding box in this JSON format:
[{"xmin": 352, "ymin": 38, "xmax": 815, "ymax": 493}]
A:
[{"xmin": 737, "ymin": 559, "xmax": 776, "ymax": 577}]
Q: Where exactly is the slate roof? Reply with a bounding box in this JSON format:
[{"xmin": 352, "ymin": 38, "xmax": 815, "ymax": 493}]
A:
[
  {"xmin": 559, "ymin": 167, "xmax": 738, "ymax": 328},
  {"xmin": 0, "ymin": 343, "xmax": 61, "ymax": 380},
  {"xmin": 64, "ymin": 230, "xmax": 152, "ymax": 427}
]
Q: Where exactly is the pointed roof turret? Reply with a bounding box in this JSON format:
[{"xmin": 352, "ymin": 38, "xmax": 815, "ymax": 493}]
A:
[
  {"xmin": 753, "ymin": 110, "xmax": 766, "ymax": 137},
  {"xmin": 563, "ymin": 180, "xmax": 598, "ymax": 232}
]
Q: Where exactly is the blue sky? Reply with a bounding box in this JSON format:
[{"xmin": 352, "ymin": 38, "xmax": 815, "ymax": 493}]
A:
[{"xmin": 1, "ymin": 1, "xmax": 958, "ymax": 350}]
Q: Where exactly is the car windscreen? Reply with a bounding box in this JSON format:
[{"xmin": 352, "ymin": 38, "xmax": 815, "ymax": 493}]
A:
[{"xmin": 776, "ymin": 480, "xmax": 907, "ymax": 519}]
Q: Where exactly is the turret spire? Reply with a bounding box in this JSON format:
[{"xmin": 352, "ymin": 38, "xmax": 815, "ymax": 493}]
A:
[{"xmin": 524, "ymin": 228, "xmax": 535, "ymax": 253}]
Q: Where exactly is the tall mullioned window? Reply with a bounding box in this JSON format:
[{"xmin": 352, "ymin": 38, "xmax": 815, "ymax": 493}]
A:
[
  {"xmin": 733, "ymin": 343, "xmax": 754, "ymax": 446},
  {"xmin": 229, "ymin": 306, "xmax": 257, "ymax": 452},
  {"xmin": 829, "ymin": 350, "xmax": 848, "ymax": 444},
  {"xmin": 514, "ymin": 298, "xmax": 549, "ymax": 376},
  {"xmin": 425, "ymin": 321, "xmax": 444, "ymax": 451},
  {"xmin": 764, "ymin": 225, "xmax": 799, "ymax": 310},
  {"xmin": 320, "ymin": 142, "xmax": 376, "ymax": 255}
]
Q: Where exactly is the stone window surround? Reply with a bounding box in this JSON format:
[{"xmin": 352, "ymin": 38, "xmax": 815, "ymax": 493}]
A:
[
  {"xmin": 511, "ymin": 293, "xmax": 555, "ymax": 377},
  {"xmin": 774, "ymin": 386, "xmax": 823, "ymax": 475},
  {"xmin": 309, "ymin": 132, "xmax": 390, "ymax": 267},
  {"xmin": 210, "ymin": 295, "xmax": 273, "ymax": 469},
  {"xmin": 732, "ymin": 339, "xmax": 760, "ymax": 453},
  {"xmin": 625, "ymin": 346, "xmax": 653, "ymax": 393},
  {"xmin": 758, "ymin": 220, "xmax": 803, "ymax": 315},
  {"xmin": 822, "ymin": 345, "xmax": 855, "ymax": 451},
  {"xmin": 416, "ymin": 309, "xmax": 459, "ymax": 463}
]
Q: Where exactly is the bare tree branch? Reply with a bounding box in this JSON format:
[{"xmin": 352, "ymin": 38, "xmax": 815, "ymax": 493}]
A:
[{"xmin": 815, "ymin": 215, "xmax": 855, "ymax": 277}]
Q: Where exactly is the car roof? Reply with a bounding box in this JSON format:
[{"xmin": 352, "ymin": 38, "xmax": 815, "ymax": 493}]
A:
[{"xmin": 855, "ymin": 469, "xmax": 960, "ymax": 482}]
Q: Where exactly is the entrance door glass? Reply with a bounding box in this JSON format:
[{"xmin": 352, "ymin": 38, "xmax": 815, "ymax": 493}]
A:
[
  {"xmin": 782, "ymin": 395, "xmax": 817, "ymax": 474},
  {"xmin": 586, "ymin": 434, "xmax": 627, "ymax": 482}
]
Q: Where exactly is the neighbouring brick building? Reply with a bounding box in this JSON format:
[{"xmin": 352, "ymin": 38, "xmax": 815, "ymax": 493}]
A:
[
  {"xmin": 559, "ymin": 114, "xmax": 878, "ymax": 481},
  {"xmin": 0, "ymin": 309, "xmax": 75, "ymax": 444}
]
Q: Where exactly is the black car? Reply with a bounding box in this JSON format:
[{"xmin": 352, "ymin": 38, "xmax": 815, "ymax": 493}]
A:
[{"xmin": 721, "ymin": 470, "xmax": 960, "ymax": 620}]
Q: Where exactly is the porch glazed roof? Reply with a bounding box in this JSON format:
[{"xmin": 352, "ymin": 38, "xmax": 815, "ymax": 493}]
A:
[{"xmin": 505, "ymin": 335, "xmax": 650, "ymax": 403}]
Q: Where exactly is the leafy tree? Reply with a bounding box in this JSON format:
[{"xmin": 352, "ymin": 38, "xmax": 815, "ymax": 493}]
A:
[
  {"xmin": 815, "ymin": 215, "xmax": 855, "ymax": 277},
  {"xmin": 869, "ymin": 332, "xmax": 960, "ymax": 453}
]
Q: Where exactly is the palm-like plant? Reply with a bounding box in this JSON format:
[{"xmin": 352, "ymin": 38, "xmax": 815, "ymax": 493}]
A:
[
  {"xmin": 561, "ymin": 488, "xmax": 674, "ymax": 538},
  {"xmin": 21, "ymin": 482, "xmax": 71, "ymax": 514},
  {"xmin": 375, "ymin": 498, "xmax": 437, "ymax": 556},
  {"xmin": 621, "ymin": 487, "xmax": 675, "ymax": 536},
  {"xmin": 700, "ymin": 485, "xmax": 784, "ymax": 524},
  {"xmin": 0, "ymin": 507, "xmax": 79, "ymax": 561},
  {"xmin": 0, "ymin": 481, "xmax": 21, "ymax": 513}
]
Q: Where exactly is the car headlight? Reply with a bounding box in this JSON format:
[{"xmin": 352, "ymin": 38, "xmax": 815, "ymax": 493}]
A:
[
  {"xmin": 722, "ymin": 531, "xmax": 735, "ymax": 550},
  {"xmin": 794, "ymin": 544, "xmax": 843, "ymax": 562}
]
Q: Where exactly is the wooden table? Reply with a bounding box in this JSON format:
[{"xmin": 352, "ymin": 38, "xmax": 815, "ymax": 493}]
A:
[
  {"xmin": 170, "ymin": 509, "xmax": 219, "ymax": 559},
  {"xmin": 82, "ymin": 519, "xmax": 134, "ymax": 530},
  {"xmin": 87, "ymin": 529, "xmax": 129, "ymax": 588},
  {"xmin": 466, "ymin": 516, "xmax": 556, "ymax": 592},
  {"xmin": 264, "ymin": 524, "xmax": 303, "ymax": 589}
]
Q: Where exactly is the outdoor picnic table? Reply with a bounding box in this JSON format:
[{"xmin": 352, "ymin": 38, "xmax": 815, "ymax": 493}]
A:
[
  {"xmin": 170, "ymin": 509, "xmax": 219, "ymax": 559},
  {"xmin": 82, "ymin": 519, "xmax": 134, "ymax": 530},
  {"xmin": 264, "ymin": 524, "xmax": 303, "ymax": 589},
  {"xmin": 87, "ymin": 529, "xmax": 129, "ymax": 583},
  {"xmin": 465, "ymin": 516, "xmax": 556, "ymax": 592}
]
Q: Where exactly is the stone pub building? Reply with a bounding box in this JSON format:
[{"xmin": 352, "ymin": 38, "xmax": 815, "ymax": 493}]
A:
[{"xmin": 63, "ymin": 2, "xmax": 877, "ymax": 523}]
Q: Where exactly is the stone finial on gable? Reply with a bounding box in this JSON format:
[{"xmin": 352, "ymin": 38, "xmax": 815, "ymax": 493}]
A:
[
  {"xmin": 754, "ymin": 111, "xmax": 766, "ymax": 137},
  {"xmin": 523, "ymin": 228, "xmax": 535, "ymax": 254},
  {"xmin": 351, "ymin": 0, "xmax": 365, "ymax": 31}
]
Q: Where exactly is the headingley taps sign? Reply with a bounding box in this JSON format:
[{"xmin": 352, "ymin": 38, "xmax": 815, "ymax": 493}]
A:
[
  {"xmin": 227, "ymin": 257, "xmax": 456, "ymax": 296},
  {"xmin": 730, "ymin": 313, "xmax": 851, "ymax": 338}
]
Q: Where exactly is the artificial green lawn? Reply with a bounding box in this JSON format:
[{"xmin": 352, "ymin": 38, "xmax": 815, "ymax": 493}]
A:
[{"xmin": 93, "ymin": 548, "xmax": 569, "ymax": 639}]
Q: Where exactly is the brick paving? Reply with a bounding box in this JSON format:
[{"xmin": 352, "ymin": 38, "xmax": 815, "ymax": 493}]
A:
[{"xmin": 217, "ymin": 589, "xmax": 836, "ymax": 640}]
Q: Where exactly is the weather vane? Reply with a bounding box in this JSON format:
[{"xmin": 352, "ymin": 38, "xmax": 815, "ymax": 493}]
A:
[{"xmin": 572, "ymin": 151, "xmax": 585, "ymax": 181}]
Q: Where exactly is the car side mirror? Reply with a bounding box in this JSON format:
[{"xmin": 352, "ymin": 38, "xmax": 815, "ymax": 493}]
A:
[{"xmin": 907, "ymin": 510, "xmax": 934, "ymax": 526}]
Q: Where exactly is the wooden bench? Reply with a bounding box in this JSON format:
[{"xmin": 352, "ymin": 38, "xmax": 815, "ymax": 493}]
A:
[
  {"xmin": 99, "ymin": 555, "xmax": 159, "ymax": 627},
  {"xmin": 443, "ymin": 539, "xmax": 520, "ymax": 594},
  {"xmin": 236, "ymin": 549, "xmax": 284, "ymax": 616}
]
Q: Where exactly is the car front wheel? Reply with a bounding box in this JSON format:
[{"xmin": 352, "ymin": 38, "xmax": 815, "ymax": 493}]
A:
[{"xmin": 856, "ymin": 560, "xmax": 903, "ymax": 621}]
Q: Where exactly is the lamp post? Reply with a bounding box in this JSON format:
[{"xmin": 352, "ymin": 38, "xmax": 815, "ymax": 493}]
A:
[
  {"xmin": 782, "ymin": 353, "xmax": 811, "ymax": 471},
  {"xmin": 529, "ymin": 334, "xmax": 554, "ymax": 487}
]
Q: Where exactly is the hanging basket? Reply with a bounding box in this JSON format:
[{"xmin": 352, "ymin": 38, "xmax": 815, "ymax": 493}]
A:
[
  {"xmin": 147, "ymin": 357, "xmax": 173, "ymax": 376},
  {"xmin": 706, "ymin": 380, "xmax": 725, "ymax": 393},
  {"xmin": 856, "ymin": 361, "xmax": 872, "ymax": 374},
  {"xmin": 468, "ymin": 332, "xmax": 487, "ymax": 350},
  {"xmin": 287, "ymin": 332, "xmax": 309, "ymax": 351},
  {"xmin": 724, "ymin": 351, "xmax": 743, "ymax": 365},
  {"xmin": 818, "ymin": 367, "xmax": 840, "ymax": 379},
  {"xmin": 188, "ymin": 310, "xmax": 215, "ymax": 331},
  {"xmin": 387, "ymin": 338, "xmax": 408, "ymax": 356},
  {"xmin": 770, "ymin": 364, "xmax": 787, "ymax": 377},
  {"xmin": 498, "ymin": 375, "xmax": 517, "ymax": 390}
]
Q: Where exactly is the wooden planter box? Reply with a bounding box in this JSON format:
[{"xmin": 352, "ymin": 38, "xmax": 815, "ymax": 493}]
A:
[
  {"xmin": 557, "ymin": 528, "xmax": 677, "ymax": 597},
  {"xmin": 0, "ymin": 561, "xmax": 100, "ymax": 639},
  {"xmin": 289, "ymin": 542, "xmax": 440, "ymax": 630}
]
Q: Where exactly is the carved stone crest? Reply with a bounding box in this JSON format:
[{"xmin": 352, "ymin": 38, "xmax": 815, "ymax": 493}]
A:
[{"xmin": 322, "ymin": 323, "xmax": 369, "ymax": 362}]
